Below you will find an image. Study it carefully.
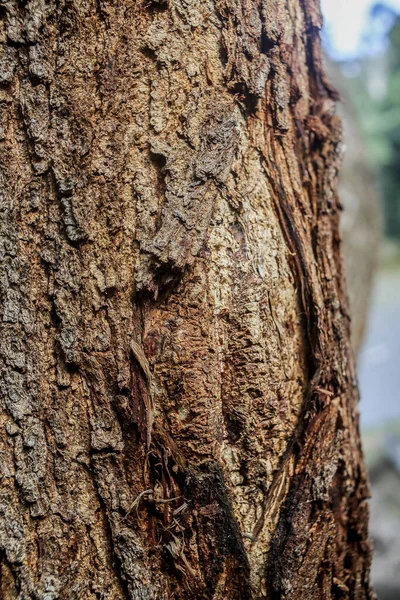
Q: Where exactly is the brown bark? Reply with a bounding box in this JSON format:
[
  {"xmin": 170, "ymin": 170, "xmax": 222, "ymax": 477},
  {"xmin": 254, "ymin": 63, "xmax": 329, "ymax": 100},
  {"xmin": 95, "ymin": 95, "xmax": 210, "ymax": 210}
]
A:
[{"xmin": 0, "ymin": 1, "xmax": 374, "ymax": 599}]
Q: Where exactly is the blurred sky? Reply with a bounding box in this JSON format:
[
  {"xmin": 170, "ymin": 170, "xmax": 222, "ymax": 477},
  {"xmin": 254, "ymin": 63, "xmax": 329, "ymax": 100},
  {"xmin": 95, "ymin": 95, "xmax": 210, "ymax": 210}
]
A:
[{"xmin": 321, "ymin": 0, "xmax": 400, "ymax": 59}]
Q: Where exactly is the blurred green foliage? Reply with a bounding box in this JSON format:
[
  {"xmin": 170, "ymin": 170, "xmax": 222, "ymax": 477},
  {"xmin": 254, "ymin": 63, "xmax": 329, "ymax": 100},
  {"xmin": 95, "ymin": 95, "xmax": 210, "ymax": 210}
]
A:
[{"xmin": 337, "ymin": 4, "xmax": 400, "ymax": 239}]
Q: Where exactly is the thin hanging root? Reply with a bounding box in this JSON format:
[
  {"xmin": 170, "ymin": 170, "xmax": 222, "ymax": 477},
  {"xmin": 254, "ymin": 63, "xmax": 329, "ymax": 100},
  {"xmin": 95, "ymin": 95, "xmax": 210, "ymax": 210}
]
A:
[
  {"xmin": 173, "ymin": 502, "xmax": 188, "ymax": 516},
  {"xmin": 125, "ymin": 489, "xmax": 153, "ymax": 518},
  {"xmin": 166, "ymin": 533, "xmax": 197, "ymax": 581},
  {"xmin": 161, "ymin": 517, "xmax": 186, "ymax": 534},
  {"xmin": 131, "ymin": 339, "xmax": 155, "ymax": 448},
  {"xmin": 314, "ymin": 386, "xmax": 334, "ymax": 397},
  {"xmin": 150, "ymin": 495, "xmax": 182, "ymax": 505},
  {"xmin": 125, "ymin": 490, "xmax": 183, "ymax": 518}
]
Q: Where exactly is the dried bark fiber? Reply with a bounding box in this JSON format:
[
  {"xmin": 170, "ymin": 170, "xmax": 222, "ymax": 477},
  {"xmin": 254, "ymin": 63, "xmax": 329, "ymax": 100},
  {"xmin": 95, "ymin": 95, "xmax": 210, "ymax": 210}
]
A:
[{"xmin": 0, "ymin": 1, "xmax": 374, "ymax": 599}]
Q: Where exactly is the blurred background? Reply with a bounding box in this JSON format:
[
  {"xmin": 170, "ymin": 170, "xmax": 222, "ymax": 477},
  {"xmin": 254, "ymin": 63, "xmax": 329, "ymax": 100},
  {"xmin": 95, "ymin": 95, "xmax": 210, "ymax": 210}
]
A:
[{"xmin": 320, "ymin": 1, "xmax": 400, "ymax": 597}]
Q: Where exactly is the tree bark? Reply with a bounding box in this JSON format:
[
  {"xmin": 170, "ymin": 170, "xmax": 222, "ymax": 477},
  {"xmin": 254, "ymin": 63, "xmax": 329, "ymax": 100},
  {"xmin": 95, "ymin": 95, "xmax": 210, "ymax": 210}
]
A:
[{"xmin": 0, "ymin": 1, "xmax": 374, "ymax": 599}]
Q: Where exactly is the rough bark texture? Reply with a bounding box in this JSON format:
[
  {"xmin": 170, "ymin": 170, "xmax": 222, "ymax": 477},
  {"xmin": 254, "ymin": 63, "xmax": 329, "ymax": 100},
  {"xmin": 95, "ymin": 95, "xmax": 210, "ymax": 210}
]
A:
[{"xmin": 0, "ymin": 1, "xmax": 374, "ymax": 599}]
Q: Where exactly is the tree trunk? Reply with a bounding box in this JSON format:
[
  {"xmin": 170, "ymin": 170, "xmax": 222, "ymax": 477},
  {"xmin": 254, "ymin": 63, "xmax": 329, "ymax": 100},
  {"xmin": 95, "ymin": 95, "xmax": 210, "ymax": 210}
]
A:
[{"xmin": 0, "ymin": 1, "xmax": 374, "ymax": 599}]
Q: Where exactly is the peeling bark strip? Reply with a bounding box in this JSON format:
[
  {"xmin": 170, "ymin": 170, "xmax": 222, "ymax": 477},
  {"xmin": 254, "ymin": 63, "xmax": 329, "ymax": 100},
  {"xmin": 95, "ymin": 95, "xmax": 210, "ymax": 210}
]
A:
[{"xmin": 0, "ymin": 1, "xmax": 374, "ymax": 599}]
